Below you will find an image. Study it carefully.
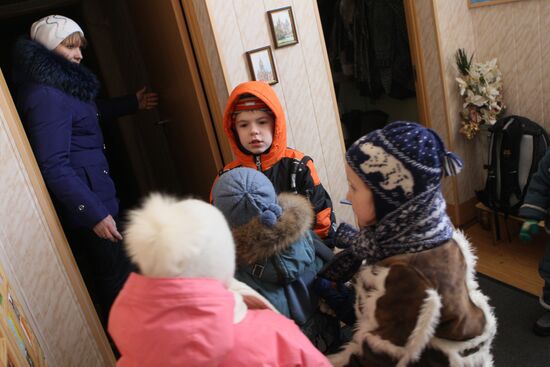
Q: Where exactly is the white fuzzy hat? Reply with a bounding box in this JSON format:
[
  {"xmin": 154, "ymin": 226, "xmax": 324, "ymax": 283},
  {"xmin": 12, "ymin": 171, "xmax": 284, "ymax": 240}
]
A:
[
  {"xmin": 124, "ymin": 194, "xmax": 236, "ymax": 286},
  {"xmin": 30, "ymin": 15, "xmax": 84, "ymax": 50}
]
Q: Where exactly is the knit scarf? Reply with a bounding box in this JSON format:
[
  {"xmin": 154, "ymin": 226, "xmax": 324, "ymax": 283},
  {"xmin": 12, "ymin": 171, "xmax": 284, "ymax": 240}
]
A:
[{"xmin": 320, "ymin": 185, "xmax": 453, "ymax": 282}]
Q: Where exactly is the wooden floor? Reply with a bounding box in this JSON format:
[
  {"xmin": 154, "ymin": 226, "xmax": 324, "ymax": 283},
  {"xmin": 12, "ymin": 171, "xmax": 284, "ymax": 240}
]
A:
[{"xmin": 464, "ymin": 221, "xmax": 546, "ymax": 296}]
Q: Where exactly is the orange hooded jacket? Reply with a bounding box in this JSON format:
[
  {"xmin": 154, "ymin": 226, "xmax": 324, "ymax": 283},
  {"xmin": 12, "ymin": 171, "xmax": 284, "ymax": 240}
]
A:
[{"xmin": 213, "ymin": 81, "xmax": 335, "ymax": 240}]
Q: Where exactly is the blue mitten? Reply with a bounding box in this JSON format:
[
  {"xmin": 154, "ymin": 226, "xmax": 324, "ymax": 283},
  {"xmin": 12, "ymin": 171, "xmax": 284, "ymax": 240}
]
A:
[
  {"xmin": 332, "ymin": 223, "xmax": 359, "ymax": 249},
  {"xmin": 318, "ymin": 223, "xmax": 367, "ymax": 282},
  {"xmin": 318, "ymin": 248, "xmax": 363, "ymax": 282},
  {"xmin": 314, "ymin": 277, "xmax": 356, "ymax": 325}
]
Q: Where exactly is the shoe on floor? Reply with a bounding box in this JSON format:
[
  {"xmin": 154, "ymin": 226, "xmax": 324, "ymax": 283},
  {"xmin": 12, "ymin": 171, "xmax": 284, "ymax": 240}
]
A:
[{"xmin": 533, "ymin": 312, "xmax": 550, "ymax": 336}]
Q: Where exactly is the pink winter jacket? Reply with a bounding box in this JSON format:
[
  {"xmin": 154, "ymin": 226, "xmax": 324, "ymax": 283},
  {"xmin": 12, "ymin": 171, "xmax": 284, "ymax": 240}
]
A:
[{"xmin": 108, "ymin": 273, "xmax": 331, "ymax": 367}]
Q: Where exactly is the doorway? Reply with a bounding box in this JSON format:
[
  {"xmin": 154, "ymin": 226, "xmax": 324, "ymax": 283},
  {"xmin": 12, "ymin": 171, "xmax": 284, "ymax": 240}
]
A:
[
  {"xmin": 317, "ymin": 0, "xmax": 427, "ymax": 147},
  {"xmin": 1, "ymin": 2, "xmax": 148, "ymax": 215},
  {"xmin": 0, "ymin": 0, "xmax": 223, "ymax": 358},
  {"xmin": 2, "ymin": 3, "xmax": 144, "ymax": 215},
  {"xmin": 0, "ymin": 0, "xmax": 223, "ymax": 210}
]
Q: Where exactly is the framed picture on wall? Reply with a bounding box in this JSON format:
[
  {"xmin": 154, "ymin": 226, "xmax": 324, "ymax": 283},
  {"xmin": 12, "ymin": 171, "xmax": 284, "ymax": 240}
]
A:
[
  {"xmin": 468, "ymin": 0, "xmax": 521, "ymax": 8},
  {"xmin": 246, "ymin": 46, "xmax": 278, "ymax": 85},
  {"xmin": 267, "ymin": 6, "xmax": 298, "ymax": 48}
]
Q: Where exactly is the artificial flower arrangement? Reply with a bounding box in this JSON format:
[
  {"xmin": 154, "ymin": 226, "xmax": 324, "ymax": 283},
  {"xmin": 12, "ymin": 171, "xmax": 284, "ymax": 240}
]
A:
[{"xmin": 455, "ymin": 49, "xmax": 505, "ymax": 139}]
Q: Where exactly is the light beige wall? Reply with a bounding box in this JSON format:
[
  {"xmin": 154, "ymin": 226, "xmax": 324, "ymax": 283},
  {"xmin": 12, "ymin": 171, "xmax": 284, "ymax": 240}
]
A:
[
  {"xmin": 0, "ymin": 72, "xmax": 113, "ymax": 366},
  {"xmin": 412, "ymin": 0, "xmax": 466, "ymax": 210},
  {"xmin": 188, "ymin": 0, "xmax": 355, "ymax": 224},
  {"xmin": 427, "ymin": 0, "xmax": 550, "ymax": 208},
  {"xmin": 431, "ymin": 0, "xmax": 478, "ymax": 207},
  {"xmin": 192, "ymin": 0, "xmax": 543, "ymax": 222},
  {"xmin": 470, "ymin": 0, "xmax": 550, "ymax": 125}
]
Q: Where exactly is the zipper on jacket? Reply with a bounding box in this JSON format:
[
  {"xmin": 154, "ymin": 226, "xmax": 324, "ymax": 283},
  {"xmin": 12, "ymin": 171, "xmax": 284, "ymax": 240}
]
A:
[
  {"xmin": 254, "ymin": 155, "xmax": 263, "ymax": 171},
  {"xmin": 290, "ymin": 160, "xmax": 299, "ymax": 194}
]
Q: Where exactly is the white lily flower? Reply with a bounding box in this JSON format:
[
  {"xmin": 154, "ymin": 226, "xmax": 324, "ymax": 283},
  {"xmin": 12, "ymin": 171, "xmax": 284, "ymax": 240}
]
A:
[{"xmin": 455, "ymin": 53, "xmax": 505, "ymax": 137}]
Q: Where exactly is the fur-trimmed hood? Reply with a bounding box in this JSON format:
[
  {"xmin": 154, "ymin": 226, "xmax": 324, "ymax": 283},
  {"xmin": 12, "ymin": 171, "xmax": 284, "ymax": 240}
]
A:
[
  {"xmin": 12, "ymin": 37, "xmax": 99, "ymax": 101},
  {"xmin": 233, "ymin": 193, "xmax": 313, "ymax": 264}
]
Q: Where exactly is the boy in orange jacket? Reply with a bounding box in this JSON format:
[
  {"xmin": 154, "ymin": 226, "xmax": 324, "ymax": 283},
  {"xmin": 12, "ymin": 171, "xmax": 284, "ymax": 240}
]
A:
[{"xmin": 213, "ymin": 81, "xmax": 336, "ymax": 244}]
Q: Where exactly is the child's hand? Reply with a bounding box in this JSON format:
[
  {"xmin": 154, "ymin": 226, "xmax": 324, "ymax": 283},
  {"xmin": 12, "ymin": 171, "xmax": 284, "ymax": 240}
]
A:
[
  {"xmin": 318, "ymin": 247, "xmax": 363, "ymax": 282},
  {"xmin": 333, "ymin": 223, "xmax": 359, "ymax": 249},
  {"xmin": 313, "ymin": 277, "xmax": 356, "ymax": 326},
  {"xmin": 332, "ymin": 236, "xmax": 351, "ymax": 249},
  {"xmin": 519, "ymin": 220, "xmax": 539, "ymax": 242}
]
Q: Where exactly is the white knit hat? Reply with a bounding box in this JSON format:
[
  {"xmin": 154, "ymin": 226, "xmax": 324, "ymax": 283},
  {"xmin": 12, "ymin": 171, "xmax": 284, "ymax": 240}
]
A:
[
  {"xmin": 30, "ymin": 15, "xmax": 83, "ymax": 50},
  {"xmin": 124, "ymin": 194, "xmax": 236, "ymax": 286}
]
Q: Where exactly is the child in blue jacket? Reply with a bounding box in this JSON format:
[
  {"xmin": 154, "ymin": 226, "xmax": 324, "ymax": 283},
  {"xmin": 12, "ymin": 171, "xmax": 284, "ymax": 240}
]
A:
[{"xmin": 212, "ymin": 167, "xmax": 341, "ymax": 352}]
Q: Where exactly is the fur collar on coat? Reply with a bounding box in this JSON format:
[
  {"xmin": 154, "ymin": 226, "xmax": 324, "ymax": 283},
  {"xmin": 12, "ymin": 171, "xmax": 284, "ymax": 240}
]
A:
[
  {"xmin": 232, "ymin": 193, "xmax": 314, "ymax": 265},
  {"xmin": 13, "ymin": 37, "xmax": 99, "ymax": 102}
]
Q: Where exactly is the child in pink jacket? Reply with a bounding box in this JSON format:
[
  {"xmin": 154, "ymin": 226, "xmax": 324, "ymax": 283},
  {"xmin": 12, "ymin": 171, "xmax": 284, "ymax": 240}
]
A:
[{"xmin": 108, "ymin": 194, "xmax": 330, "ymax": 367}]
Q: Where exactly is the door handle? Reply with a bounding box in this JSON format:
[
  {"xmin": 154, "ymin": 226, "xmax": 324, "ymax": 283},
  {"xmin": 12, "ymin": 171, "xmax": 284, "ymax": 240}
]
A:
[{"xmin": 156, "ymin": 119, "xmax": 171, "ymax": 126}]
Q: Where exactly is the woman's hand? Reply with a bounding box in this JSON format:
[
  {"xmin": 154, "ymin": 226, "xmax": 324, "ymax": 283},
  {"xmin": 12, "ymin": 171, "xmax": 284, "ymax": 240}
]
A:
[
  {"xmin": 136, "ymin": 86, "xmax": 159, "ymax": 110},
  {"xmin": 93, "ymin": 215, "xmax": 123, "ymax": 242}
]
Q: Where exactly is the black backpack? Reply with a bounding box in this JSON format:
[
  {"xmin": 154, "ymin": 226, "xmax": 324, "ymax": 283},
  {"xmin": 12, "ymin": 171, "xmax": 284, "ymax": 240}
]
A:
[{"xmin": 476, "ymin": 115, "xmax": 549, "ymax": 240}]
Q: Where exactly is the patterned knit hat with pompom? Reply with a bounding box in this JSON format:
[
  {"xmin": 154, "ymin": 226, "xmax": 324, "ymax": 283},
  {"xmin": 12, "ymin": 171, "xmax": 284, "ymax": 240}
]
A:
[
  {"xmin": 325, "ymin": 121, "xmax": 464, "ymax": 280},
  {"xmin": 346, "ymin": 121, "xmax": 463, "ymax": 222}
]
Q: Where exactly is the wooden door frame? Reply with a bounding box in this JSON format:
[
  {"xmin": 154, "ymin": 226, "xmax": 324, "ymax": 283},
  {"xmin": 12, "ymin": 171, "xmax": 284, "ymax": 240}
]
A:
[
  {"xmin": 0, "ymin": 71, "xmax": 115, "ymax": 366},
  {"xmin": 404, "ymin": 0, "xmax": 462, "ymax": 225},
  {"xmin": 168, "ymin": 0, "xmax": 225, "ymax": 173},
  {"xmin": 404, "ymin": 0, "xmax": 430, "ymax": 128},
  {"xmin": 178, "ymin": 0, "xmax": 234, "ymax": 167},
  {"xmin": 123, "ymin": 0, "xmax": 224, "ymax": 199}
]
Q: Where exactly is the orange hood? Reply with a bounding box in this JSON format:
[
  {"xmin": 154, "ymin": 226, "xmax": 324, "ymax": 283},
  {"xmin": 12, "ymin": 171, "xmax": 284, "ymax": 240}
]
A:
[{"xmin": 223, "ymin": 81, "xmax": 286, "ymax": 170}]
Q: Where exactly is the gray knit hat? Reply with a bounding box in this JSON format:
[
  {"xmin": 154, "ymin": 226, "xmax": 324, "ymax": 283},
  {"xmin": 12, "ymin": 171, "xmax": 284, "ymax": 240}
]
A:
[{"xmin": 212, "ymin": 167, "xmax": 282, "ymax": 228}]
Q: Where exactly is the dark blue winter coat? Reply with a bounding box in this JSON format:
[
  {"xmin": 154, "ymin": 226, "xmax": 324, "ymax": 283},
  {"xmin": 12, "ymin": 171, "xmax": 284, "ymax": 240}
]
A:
[{"xmin": 12, "ymin": 38, "xmax": 136, "ymax": 229}]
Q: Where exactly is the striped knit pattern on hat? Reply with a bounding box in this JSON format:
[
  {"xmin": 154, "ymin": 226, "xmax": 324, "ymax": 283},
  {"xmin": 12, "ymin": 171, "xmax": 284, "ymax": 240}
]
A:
[
  {"xmin": 346, "ymin": 121, "xmax": 462, "ymax": 222},
  {"xmin": 231, "ymin": 94, "xmax": 272, "ymax": 121}
]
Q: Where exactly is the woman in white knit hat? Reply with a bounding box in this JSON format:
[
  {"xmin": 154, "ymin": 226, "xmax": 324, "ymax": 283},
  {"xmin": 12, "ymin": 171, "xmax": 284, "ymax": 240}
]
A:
[{"xmin": 12, "ymin": 14, "xmax": 157, "ymax": 324}]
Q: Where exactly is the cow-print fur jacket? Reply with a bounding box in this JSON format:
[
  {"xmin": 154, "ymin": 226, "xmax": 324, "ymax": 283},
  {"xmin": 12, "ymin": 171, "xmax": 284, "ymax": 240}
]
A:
[{"xmin": 330, "ymin": 231, "xmax": 496, "ymax": 367}]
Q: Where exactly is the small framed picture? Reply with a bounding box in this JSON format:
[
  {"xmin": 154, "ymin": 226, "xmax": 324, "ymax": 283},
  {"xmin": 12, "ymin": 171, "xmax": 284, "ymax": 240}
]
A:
[
  {"xmin": 267, "ymin": 6, "xmax": 298, "ymax": 49},
  {"xmin": 245, "ymin": 46, "xmax": 278, "ymax": 85}
]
